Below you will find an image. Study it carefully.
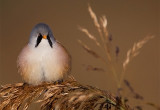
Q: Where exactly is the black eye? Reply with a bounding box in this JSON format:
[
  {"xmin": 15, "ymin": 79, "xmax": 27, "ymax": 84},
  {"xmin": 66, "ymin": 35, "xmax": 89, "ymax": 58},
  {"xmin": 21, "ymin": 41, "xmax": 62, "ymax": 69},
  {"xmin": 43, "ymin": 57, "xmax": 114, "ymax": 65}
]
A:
[
  {"xmin": 35, "ymin": 33, "xmax": 42, "ymax": 47},
  {"xmin": 47, "ymin": 35, "xmax": 53, "ymax": 48}
]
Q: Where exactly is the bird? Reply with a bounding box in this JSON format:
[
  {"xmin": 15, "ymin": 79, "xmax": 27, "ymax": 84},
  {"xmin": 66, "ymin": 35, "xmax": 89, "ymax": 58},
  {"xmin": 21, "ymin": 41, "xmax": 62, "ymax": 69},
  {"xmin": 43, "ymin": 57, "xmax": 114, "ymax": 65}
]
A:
[{"xmin": 17, "ymin": 23, "xmax": 71, "ymax": 85}]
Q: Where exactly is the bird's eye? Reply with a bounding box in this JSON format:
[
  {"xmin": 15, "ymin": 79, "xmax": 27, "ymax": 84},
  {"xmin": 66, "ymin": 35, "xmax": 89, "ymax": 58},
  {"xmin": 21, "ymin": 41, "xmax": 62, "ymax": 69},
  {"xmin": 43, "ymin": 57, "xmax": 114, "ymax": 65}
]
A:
[
  {"xmin": 38, "ymin": 33, "xmax": 42, "ymax": 37},
  {"xmin": 35, "ymin": 33, "xmax": 43, "ymax": 47}
]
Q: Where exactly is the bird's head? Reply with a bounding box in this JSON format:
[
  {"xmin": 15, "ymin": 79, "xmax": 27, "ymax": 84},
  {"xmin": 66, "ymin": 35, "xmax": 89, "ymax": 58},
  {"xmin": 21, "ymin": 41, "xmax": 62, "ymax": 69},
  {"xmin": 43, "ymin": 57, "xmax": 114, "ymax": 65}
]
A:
[{"xmin": 29, "ymin": 23, "xmax": 55, "ymax": 48}]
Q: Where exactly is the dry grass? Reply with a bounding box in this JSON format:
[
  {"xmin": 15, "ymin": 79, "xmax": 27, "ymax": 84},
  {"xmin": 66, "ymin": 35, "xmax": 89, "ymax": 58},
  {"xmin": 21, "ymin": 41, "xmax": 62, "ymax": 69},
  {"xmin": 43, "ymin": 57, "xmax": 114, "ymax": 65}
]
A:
[
  {"xmin": 120, "ymin": 35, "xmax": 154, "ymax": 86},
  {"xmin": 78, "ymin": 4, "xmax": 156, "ymax": 110},
  {"xmin": 122, "ymin": 35, "xmax": 154, "ymax": 72},
  {"xmin": 78, "ymin": 27, "xmax": 100, "ymax": 46},
  {"xmin": 79, "ymin": 5, "xmax": 155, "ymax": 89},
  {"xmin": 79, "ymin": 5, "xmax": 119, "ymax": 87},
  {"xmin": 0, "ymin": 77, "xmax": 131, "ymax": 110}
]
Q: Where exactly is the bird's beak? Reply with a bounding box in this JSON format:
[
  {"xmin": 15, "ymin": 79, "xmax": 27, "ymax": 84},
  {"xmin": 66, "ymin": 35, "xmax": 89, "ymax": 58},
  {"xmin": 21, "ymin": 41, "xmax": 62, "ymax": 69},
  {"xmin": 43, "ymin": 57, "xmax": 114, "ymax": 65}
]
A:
[{"xmin": 43, "ymin": 35, "xmax": 47, "ymax": 39}]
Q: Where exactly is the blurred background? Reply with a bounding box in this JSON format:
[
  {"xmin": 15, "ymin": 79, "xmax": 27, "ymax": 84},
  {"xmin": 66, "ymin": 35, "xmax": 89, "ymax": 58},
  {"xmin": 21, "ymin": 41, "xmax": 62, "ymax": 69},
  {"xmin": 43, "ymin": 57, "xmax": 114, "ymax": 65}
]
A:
[{"xmin": 0, "ymin": 0, "xmax": 160, "ymax": 109}]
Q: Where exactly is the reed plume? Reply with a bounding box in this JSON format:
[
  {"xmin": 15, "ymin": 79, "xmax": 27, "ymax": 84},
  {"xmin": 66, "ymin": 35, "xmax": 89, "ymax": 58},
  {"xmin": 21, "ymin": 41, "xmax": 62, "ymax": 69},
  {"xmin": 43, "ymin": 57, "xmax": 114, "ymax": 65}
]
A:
[
  {"xmin": 120, "ymin": 35, "xmax": 154, "ymax": 87},
  {"xmin": 79, "ymin": 5, "xmax": 119, "ymax": 86},
  {"xmin": 0, "ymin": 77, "xmax": 130, "ymax": 110},
  {"xmin": 78, "ymin": 4, "xmax": 157, "ymax": 110},
  {"xmin": 122, "ymin": 35, "xmax": 154, "ymax": 72}
]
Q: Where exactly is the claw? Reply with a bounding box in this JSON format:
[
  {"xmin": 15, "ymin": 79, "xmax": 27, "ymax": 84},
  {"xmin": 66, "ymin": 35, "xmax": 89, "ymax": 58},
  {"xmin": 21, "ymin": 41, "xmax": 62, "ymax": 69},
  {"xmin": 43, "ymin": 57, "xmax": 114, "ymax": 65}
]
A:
[{"xmin": 53, "ymin": 79, "xmax": 63, "ymax": 84}]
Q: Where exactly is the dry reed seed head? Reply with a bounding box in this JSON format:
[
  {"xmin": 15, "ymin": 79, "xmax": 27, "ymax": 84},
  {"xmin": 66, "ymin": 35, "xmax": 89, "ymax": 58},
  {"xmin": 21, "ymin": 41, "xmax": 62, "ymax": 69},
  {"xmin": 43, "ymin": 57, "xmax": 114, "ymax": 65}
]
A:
[
  {"xmin": 88, "ymin": 4, "xmax": 104, "ymax": 39},
  {"xmin": 79, "ymin": 27, "xmax": 96, "ymax": 40},
  {"xmin": 88, "ymin": 5, "xmax": 100, "ymax": 29},
  {"xmin": 85, "ymin": 65, "xmax": 105, "ymax": 72},
  {"xmin": 88, "ymin": 6, "xmax": 112, "ymax": 63},
  {"xmin": 115, "ymin": 46, "xmax": 120, "ymax": 57},
  {"xmin": 78, "ymin": 40, "xmax": 101, "ymax": 58},
  {"xmin": 79, "ymin": 5, "xmax": 155, "ymax": 110},
  {"xmin": 100, "ymin": 15, "xmax": 107, "ymax": 28},
  {"xmin": 78, "ymin": 26, "xmax": 100, "ymax": 46},
  {"xmin": 124, "ymin": 80, "xmax": 144, "ymax": 101},
  {"xmin": 123, "ymin": 35, "xmax": 154, "ymax": 71},
  {"xmin": 135, "ymin": 106, "xmax": 143, "ymax": 110},
  {"xmin": 0, "ymin": 79, "xmax": 131, "ymax": 110},
  {"xmin": 146, "ymin": 102, "xmax": 160, "ymax": 110},
  {"xmin": 108, "ymin": 34, "xmax": 113, "ymax": 42},
  {"xmin": 100, "ymin": 15, "xmax": 109, "ymax": 41},
  {"xmin": 78, "ymin": 40, "xmax": 109, "ymax": 64},
  {"xmin": 80, "ymin": 5, "xmax": 112, "ymax": 64}
]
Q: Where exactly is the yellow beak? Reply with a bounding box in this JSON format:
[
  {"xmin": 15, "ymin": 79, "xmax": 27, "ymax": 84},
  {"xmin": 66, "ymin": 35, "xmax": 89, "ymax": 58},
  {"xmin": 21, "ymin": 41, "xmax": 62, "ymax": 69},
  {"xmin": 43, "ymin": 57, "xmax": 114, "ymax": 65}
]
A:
[{"xmin": 43, "ymin": 35, "xmax": 47, "ymax": 39}]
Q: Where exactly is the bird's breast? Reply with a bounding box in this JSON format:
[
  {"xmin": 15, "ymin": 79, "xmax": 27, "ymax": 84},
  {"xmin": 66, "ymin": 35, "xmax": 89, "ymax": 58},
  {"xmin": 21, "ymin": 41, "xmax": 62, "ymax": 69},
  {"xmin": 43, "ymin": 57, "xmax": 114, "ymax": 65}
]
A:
[
  {"xmin": 30, "ymin": 41, "xmax": 70, "ymax": 81},
  {"xmin": 18, "ymin": 41, "xmax": 71, "ymax": 85}
]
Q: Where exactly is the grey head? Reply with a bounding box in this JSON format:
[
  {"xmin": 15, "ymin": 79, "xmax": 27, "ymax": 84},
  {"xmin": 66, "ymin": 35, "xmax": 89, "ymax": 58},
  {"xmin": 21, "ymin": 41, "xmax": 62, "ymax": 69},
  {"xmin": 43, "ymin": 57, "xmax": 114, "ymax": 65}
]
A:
[{"xmin": 29, "ymin": 23, "xmax": 55, "ymax": 48}]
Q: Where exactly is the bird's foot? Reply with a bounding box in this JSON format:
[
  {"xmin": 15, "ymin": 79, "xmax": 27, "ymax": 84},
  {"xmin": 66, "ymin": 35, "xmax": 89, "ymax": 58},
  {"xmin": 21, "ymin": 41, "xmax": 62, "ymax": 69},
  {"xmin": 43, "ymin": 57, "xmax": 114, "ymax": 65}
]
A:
[{"xmin": 53, "ymin": 79, "xmax": 63, "ymax": 85}]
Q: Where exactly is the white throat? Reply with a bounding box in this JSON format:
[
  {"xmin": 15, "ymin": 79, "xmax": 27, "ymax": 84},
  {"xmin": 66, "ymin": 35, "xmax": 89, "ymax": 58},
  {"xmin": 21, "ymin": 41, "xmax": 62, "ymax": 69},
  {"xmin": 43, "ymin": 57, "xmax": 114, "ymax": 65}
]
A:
[{"xmin": 38, "ymin": 39, "xmax": 51, "ymax": 48}]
